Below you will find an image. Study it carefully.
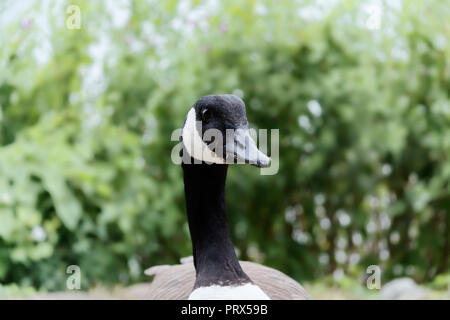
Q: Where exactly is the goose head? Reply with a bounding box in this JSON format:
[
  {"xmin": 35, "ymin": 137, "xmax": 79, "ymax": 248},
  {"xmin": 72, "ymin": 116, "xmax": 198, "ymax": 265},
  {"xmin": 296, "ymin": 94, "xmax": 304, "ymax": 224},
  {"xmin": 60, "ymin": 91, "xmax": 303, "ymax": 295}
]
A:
[
  {"xmin": 180, "ymin": 94, "xmax": 271, "ymax": 300},
  {"xmin": 181, "ymin": 94, "xmax": 270, "ymax": 167}
]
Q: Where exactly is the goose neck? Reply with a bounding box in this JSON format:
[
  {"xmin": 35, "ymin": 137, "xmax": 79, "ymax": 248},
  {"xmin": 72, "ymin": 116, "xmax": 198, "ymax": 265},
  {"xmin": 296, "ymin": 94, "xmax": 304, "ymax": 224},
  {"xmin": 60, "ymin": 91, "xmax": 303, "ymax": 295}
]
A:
[{"xmin": 182, "ymin": 162, "xmax": 250, "ymax": 288}]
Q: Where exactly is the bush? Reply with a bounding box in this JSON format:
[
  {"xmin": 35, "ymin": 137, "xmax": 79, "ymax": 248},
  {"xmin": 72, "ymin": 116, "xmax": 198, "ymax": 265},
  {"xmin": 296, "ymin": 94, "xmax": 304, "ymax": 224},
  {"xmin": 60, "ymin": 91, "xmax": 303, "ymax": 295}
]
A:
[{"xmin": 0, "ymin": 0, "xmax": 449, "ymax": 290}]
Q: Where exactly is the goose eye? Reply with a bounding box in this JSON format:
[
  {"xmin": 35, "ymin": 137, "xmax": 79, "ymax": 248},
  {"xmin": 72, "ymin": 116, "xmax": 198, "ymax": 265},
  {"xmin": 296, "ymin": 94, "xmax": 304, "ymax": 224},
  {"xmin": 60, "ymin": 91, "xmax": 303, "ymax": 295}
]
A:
[{"xmin": 201, "ymin": 108, "xmax": 212, "ymax": 122}]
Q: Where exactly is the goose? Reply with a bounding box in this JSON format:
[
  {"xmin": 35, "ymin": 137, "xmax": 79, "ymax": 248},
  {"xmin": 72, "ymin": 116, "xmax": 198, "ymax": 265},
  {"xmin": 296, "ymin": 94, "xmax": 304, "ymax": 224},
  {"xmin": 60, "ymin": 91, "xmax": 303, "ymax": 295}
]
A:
[{"xmin": 146, "ymin": 94, "xmax": 310, "ymax": 300}]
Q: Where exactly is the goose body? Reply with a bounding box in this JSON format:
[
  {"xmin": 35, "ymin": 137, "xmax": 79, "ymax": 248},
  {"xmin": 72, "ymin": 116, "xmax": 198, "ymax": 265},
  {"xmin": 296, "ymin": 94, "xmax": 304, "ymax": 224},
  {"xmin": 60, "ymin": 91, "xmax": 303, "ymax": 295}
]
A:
[
  {"xmin": 145, "ymin": 257, "xmax": 310, "ymax": 300},
  {"xmin": 149, "ymin": 95, "xmax": 309, "ymax": 300}
]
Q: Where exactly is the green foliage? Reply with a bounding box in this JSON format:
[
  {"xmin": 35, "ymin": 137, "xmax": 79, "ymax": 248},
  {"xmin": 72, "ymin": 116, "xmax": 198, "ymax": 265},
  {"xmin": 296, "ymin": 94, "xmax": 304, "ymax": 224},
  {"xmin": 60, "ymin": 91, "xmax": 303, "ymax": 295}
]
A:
[
  {"xmin": 0, "ymin": 0, "xmax": 449, "ymax": 290},
  {"xmin": 431, "ymin": 273, "xmax": 450, "ymax": 290},
  {"xmin": 0, "ymin": 283, "xmax": 35, "ymax": 299}
]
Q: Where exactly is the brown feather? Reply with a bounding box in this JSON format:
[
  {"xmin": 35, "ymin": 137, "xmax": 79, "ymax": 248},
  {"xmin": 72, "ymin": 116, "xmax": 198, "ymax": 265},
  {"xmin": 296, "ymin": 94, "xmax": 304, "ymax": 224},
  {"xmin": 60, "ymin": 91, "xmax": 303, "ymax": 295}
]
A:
[{"xmin": 144, "ymin": 259, "xmax": 310, "ymax": 300}]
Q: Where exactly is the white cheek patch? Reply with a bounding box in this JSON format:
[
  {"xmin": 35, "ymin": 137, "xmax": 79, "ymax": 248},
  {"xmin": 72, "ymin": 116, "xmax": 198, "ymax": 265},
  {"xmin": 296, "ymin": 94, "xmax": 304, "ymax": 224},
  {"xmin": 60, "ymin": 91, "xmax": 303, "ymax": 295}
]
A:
[{"xmin": 181, "ymin": 108, "xmax": 225, "ymax": 164}]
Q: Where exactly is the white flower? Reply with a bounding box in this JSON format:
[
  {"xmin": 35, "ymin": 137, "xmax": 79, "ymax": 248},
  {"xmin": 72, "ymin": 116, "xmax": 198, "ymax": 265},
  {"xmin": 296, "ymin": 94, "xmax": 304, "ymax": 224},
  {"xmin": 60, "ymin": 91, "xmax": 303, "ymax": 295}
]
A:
[
  {"xmin": 335, "ymin": 250, "xmax": 347, "ymax": 264},
  {"xmin": 31, "ymin": 225, "xmax": 47, "ymax": 242},
  {"xmin": 307, "ymin": 100, "xmax": 322, "ymax": 117},
  {"xmin": 284, "ymin": 207, "xmax": 297, "ymax": 223},
  {"xmin": 379, "ymin": 249, "xmax": 390, "ymax": 261},
  {"xmin": 232, "ymin": 89, "xmax": 244, "ymax": 99},
  {"xmin": 319, "ymin": 253, "xmax": 329, "ymax": 265},
  {"xmin": 366, "ymin": 220, "xmax": 377, "ymax": 233},
  {"xmin": 1, "ymin": 192, "xmax": 12, "ymax": 204},
  {"xmin": 337, "ymin": 209, "xmax": 351, "ymax": 227},
  {"xmin": 298, "ymin": 115, "xmax": 313, "ymax": 132},
  {"xmin": 254, "ymin": 4, "xmax": 268, "ymax": 16},
  {"xmin": 292, "ymin": 229, "xmax": 309, "ymax": 244},
  {"xmin": 333, "ymin": 268, "xmax": 344, "ymax": 281},
  {"xmin": 352, "ymin": 232, "xmax": 363, "ymax": 246},
  {"xmin": 320, "ymin": 217, "xmax": 331, "ymax": 230},
  {"xmin": 390, "ymin": 231, "xmax": 400, "ymax": 244},
  {"xmin": 381, "ymin": 164, "xmax": 392, "ymax": 176},
  {"xmin": 349, "ymin": 253, "xmax": 360, "ymax": 265}
]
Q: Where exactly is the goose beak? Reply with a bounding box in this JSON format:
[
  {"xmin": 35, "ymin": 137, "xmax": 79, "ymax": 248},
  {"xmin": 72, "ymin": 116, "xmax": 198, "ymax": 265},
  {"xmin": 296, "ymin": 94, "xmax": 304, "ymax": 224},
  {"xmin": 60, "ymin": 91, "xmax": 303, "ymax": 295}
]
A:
[{"xmin": 225, "ymin": 127, "xmax": 271, "ymax": 168}]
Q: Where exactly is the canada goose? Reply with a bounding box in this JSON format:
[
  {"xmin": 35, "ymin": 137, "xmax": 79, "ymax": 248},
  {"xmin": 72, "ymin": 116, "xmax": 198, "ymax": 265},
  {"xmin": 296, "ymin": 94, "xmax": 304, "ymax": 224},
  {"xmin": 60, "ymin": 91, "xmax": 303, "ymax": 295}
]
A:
[{"xmin": 147, "ymin": 95, "xmax": 310, "ymax": 300}]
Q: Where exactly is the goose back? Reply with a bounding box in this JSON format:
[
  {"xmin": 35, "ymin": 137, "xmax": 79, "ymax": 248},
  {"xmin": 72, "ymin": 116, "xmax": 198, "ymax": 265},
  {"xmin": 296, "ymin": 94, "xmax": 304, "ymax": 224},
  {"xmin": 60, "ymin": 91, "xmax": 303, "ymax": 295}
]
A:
[{"xmin": 144, "ymin": 259, "xmax": 311, "ymax": 300}]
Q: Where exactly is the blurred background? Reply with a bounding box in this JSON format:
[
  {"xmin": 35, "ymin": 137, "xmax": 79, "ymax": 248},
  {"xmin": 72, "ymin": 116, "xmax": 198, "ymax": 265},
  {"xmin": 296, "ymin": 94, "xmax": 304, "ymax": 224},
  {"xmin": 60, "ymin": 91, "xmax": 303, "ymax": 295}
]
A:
[{"xmin": 0, "ymin": 0, "xmax": 449, "ymax": 299}]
